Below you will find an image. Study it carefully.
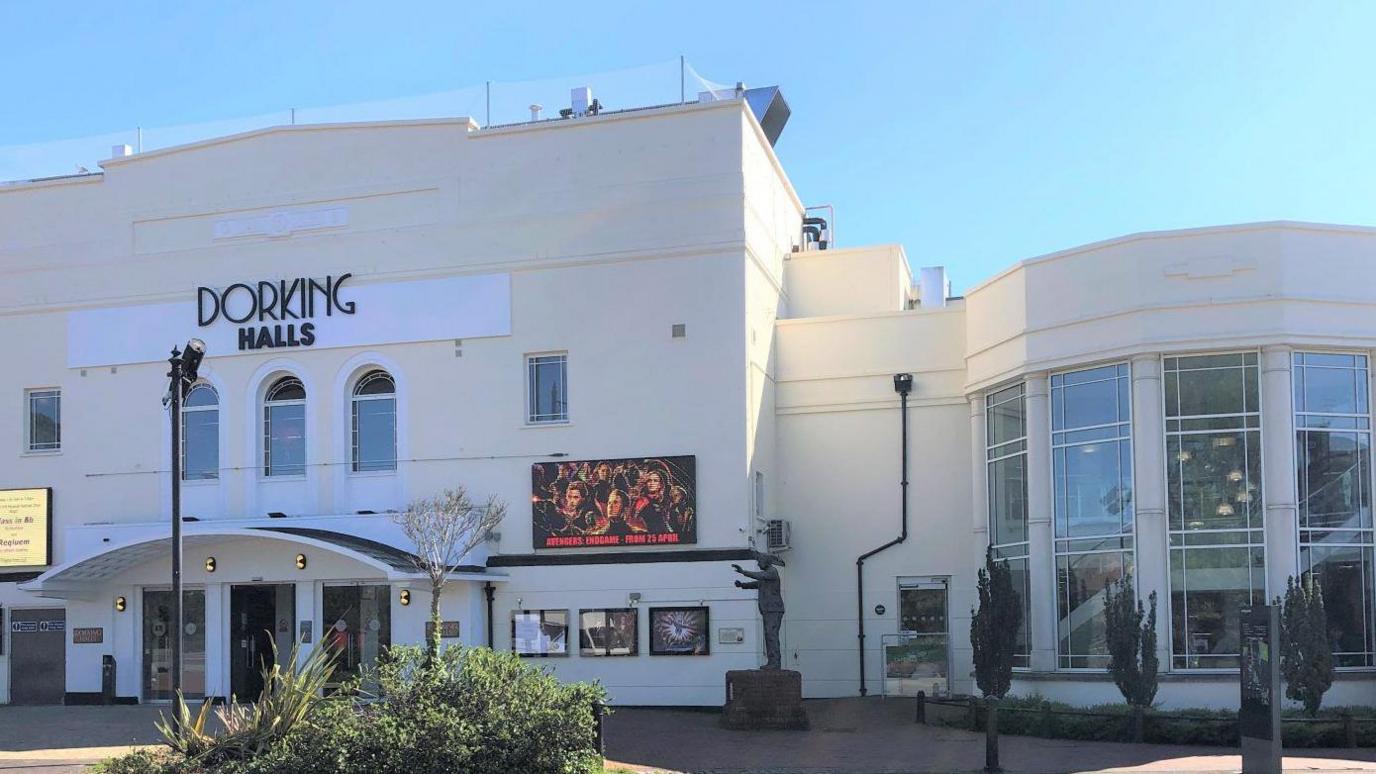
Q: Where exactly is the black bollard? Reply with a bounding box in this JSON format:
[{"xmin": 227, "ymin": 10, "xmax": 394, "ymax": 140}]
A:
[
  {"xmin": 915, "ymin": 690, "xmax": 926, "ymax": 724},
  {"xmin": 593, "ymin": 701, "xmax": 606, "ymax": 757}
]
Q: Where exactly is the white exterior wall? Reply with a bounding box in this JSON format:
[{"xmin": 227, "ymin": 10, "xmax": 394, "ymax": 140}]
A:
[
  {"xmin": 0, "ymin": 100, "xmax": 784, "ymax": 706},
  {"xmin": 1, "ymin": 91, "xmax": 1374, "ymax": 710}
]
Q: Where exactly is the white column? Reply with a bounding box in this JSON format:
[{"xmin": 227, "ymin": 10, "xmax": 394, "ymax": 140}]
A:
[
  {"xmin": 1024, "ymin": 373, "xmax": 1056, "ymax": 671},
  {"xmin": 1131, "ymin": 354, "xmax": 1172, "ymax": 671},
  {"xmin": 1260, "ymin": 345, "xmax": 1299, "ymax": 598},
  {"xmin": 971, "ymin": 396, "xmax": 988, "ymax": 551}
]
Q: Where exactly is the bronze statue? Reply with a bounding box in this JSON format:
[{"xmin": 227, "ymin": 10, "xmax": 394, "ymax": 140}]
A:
[{"xmin": 733, "ymin": 550, "xmax": 785, "ymax": 670}]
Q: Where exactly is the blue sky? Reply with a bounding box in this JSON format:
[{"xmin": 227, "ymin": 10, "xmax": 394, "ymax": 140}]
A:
[{"xmin": 4, "ymin": 1, "xmax": 1375, "ymax": 292}]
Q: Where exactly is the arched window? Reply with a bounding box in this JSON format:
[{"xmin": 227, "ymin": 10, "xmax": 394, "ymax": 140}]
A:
[
  {"xmin": 351, "ymin": 370, "xmax": 396, "ymax": 472},
  {"xmin": 181, "ymin": 383, "xmax": 219, "ymax": 481},
  {"xmin": 264, "ymin": 376, "xmax": 306, "ymax": 477}
]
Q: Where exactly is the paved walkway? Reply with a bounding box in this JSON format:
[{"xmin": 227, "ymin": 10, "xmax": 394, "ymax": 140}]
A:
[
  {"xmin": 602, "ymin": 698, "xmax": 1376, "ymax": 774},
  {"xmin": 0, "ymin": 699, "xmax": 1372, "ymax": 773}
]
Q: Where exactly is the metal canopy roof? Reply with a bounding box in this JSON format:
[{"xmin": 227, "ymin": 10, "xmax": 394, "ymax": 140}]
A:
[{"xmin": 18, "ymin": 526, "xmax": 499, "ymax": 599}]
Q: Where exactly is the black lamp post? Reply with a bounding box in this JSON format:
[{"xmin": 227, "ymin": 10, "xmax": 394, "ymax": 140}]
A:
[{"xmin": 166, "ymin": 338, "xmax": 206, "ymax": 700}]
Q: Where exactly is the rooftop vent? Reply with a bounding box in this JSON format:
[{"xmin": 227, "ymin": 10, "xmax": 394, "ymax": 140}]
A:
[{"xmin": 111, "ymin": 144, "xmax": 132, "ymax": 158}]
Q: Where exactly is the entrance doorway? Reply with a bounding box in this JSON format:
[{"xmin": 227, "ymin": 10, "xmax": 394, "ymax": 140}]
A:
[
  {"xmin": 883, "ymin": 578, "xmax": 950, "ymax": 697},
  {"xmin": 142, "ymin": 589, "xmax": 207, "ymax": 701},
  {"xmin": 230, "ymin": 584, "xmax": 295, "ymax": 699},
  {"xmin": 9, "ymin": 608, "xmax": 66, "ymax": 704}
]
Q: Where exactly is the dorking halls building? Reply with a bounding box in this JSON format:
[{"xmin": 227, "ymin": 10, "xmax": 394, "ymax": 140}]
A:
[{"xmin": 1, "ymin": 85, "xmax": 1374, "ymax": 709}]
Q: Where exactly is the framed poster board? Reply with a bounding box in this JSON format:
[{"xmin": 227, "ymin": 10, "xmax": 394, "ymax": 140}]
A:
[
  {"xmin": 579, "ymin": 609, "xmax": 638, "ymax": 657},
  {"xmin": 649, "ymin": 607, "xmax": 710, "ymax": 656}
]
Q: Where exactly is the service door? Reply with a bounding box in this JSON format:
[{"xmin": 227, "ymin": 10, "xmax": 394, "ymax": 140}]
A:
[{"xmin": 10, "ymin": 608, "xmax": 66, "ymax": 705}]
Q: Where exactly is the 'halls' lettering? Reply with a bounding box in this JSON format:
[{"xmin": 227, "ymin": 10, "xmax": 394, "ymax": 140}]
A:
[{"xmin": 238, "ymin": 323, "xmax": 316, "ymax": 351}]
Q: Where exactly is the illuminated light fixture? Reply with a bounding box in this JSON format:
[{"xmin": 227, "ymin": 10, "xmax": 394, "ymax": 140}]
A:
[
  {"xmin": 115, "ymin": 596, "xmax": 126, "ymax": 612},
  {"xmin": 1216, "ymin": 503, "xmax": 1235, "ymax": 516},
  {"xmin": 1175, "ymin": 450, "xmax": 1192, "ymax": 462},
  {"xmin": 1227, "ymin": 469, "xmax": 1244, "ymax": 482},
  {"xmin": 204, "ymin": 556, "xmax": 216, "ymax": 573},
  {"xmin": 295, "ymin": 553, "xmax": 307, "ymax": 570},
  {"xmin": 399, "ymin": 589, "xmax": 411, "ymax": 606},
  {"xmin": 1212, "ymin": 436, "xmax": 1236, "ymax": 448},
  {"xmin": 1236, "ymin": 492, "xmax": 1253, "ymax": 503},
  {"xmin": 1082, "ymin": 444, "xmax": 1098, "ymax": 454}
]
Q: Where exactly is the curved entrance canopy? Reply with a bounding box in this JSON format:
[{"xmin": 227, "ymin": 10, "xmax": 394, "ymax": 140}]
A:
[{"xmin": 18, "ymin": 526, "xmax": 495, "ymax": 599}]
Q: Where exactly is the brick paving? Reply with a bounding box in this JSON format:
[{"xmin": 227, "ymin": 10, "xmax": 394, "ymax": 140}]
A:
[
  {"xmin": 602, "ymin": 698, "xmax": 1376, "ymax": 774},
  {"xmin": 0, "ymin": 700, "xmax": 1372, "ymax": 773}
]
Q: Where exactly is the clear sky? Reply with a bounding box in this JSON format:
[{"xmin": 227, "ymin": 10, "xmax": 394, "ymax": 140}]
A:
[{"xmin": 4, "ymin": 1, "xmax": 1375, "ymax": 293}]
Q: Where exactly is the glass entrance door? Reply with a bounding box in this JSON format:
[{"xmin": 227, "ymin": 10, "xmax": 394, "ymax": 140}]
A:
[
  {"xmin": 230, "ymin": 584, "xmax": 295, "ymax": 700},
  {"xmin": 884, "ymin": 579, "xmax": 950, "ymax": 696},
  {"xmin": 143, "ymin": 589, "xmax": 206, "ymax": 701}
]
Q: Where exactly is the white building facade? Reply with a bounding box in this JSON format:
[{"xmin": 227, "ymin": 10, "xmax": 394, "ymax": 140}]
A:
[{"xmin": 0, "ymin": 92, "xmax": 1373, "ymax": 709}]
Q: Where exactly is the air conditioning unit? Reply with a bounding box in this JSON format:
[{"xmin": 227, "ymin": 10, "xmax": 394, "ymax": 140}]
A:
[{"xmin": 764, "ymin": 519, "xmax": 791, "ymax": 552}]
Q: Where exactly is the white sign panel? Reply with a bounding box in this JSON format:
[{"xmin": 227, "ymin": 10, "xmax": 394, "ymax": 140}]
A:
[{"xmin": 68, "ymin": 272, "xmax": 511, "ymax": 368}]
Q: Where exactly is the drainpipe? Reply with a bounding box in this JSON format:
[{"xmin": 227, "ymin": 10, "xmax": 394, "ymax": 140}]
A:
[
  {"xmin": 856, "ymin": 373, "xmax": 913, "ymax": 696},
  {"xmin": 484, "ymin": 581, "xmax": 495, "ymax": 648}
]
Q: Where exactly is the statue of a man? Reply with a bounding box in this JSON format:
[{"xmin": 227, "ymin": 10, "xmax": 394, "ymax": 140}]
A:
[{"xmin": 733, "ymin": 550, "xmax": 786, "ymax": 670}]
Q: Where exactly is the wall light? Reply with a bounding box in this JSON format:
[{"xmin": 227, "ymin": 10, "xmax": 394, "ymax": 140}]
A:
[
  {"xmin": 295, "ymin": 553, "xmax": 307, "ymax": 570},
  {"xmin": 204, "ymin": 556, "xmax": 216, "ymax": 573},
  {"xmin": 115, "ymin": 596, "xmax": 126, "ymax": 612},
  {"xmin": 399, "ymin": 589, "xmax": 411, "ymax": 606}
]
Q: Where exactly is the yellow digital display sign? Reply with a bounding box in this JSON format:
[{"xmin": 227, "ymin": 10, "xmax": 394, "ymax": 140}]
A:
[{"xmin": 0, "ymin": 488, "xmax": 51, "ymax": 568}]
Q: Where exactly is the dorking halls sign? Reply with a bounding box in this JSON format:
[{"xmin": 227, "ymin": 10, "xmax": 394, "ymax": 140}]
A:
[
  {"xmin": 197, "ymin": 274, "xmax": 355, "ymax": 351},
  {"xmin": 0, "ymin": 488, "xmax": 52, "ymax": 567},
  {"xmin": 65, "ymin": 273, "xmax": 513, "ymax": 369}
]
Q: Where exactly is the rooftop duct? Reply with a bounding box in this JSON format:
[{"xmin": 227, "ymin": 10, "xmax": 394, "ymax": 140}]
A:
[{"xmin": 698, "ymin": 84, "xmax": 791, "ymax": 146}]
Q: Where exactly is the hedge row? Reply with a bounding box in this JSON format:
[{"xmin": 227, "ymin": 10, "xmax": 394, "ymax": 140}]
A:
[{"xmin": 925, "ymin": 695, "xmax": 1376, "ymax": 748}]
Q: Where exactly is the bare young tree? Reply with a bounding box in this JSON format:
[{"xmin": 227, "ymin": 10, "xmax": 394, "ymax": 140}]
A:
[{"xmin": 393, "ymin": 487, "xmax": 506, "ymax": 663}]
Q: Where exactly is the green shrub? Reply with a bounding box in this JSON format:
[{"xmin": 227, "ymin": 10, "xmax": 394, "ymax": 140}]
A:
[
  {"xmin": 924, "ymin": 694, "xmax": 1376, "ymax": 748},
  {"xmin": 1279, "ymin": 574, "xmax": 1334, "ymax": 717},
  {"xmin": 104, "ymin": 644, "xmax": 608, "ymax": 774},
  {"xmin": 91, "ymin": 749, "xmax": 185, "ymax": 774}
]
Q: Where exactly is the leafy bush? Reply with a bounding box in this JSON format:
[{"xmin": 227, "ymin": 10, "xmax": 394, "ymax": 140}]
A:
[
  {"xmin": 926, "ymin": 694, "xmax": 1376, "ymax": 748},
  {"xmin": 101, "ymin": 643, "xmax": 607, "ymax": 774}
]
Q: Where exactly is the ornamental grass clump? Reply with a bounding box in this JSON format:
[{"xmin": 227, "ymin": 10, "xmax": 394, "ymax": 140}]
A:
[{"xmin": 155, "ymin": 638, "xmax": 337, "ymax": 767}]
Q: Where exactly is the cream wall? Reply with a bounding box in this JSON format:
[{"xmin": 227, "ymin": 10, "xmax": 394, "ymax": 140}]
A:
[
  {"xmin": 0, "ymin": 99, "xmax": 794, "ymax": 705},
  {"xmin": 775, "ymin": 306, "xmax": 970, "ymax": 697}
]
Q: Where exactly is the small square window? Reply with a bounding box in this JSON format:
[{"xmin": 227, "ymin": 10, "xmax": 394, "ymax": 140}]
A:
[
  {"xmin": 26, "ymin": 389, "xmax": 61, "ymax": 453},
  {"xmin": 527, "ymin": 354, "xmax": 568, "ymax": 424}
]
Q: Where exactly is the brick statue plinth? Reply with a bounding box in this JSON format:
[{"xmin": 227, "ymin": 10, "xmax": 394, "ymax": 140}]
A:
[{"xmin": 722, "ymin": 669, "xmax": 808, "ymax": 730}]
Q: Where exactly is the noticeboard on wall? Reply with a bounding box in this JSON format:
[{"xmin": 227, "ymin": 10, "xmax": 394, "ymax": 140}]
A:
[
  {"xmin": 531, "ymin": 456, "xmax": 696, "ymax": 549},
  {"xmin": 0, "ymin": 488, "xmax": 52, "ymax": 568}
]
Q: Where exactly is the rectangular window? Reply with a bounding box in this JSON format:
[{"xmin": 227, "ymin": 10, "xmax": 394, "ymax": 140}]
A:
[
  {"xmin": 1052, "ymin": 363, "xmax": 1135, "ymax": 668},
  {"xmin": 26, "ymin": 389, "xmax": 60, "ymax": 452},
  {"xmin": 1294, "ymin": 351, "xmax": 1375, "ymax": 667},
  {"xmin": 527, "ymin": 354, "xmax": 568, "ymax": 424},
  {"xmin": 512, "ymin": 609, "xmax": 569, "ymax": 657},
  {"xmin": 1165, "ymin": 352, "xmax": 1265, "ymax": 669},
  {"xmin": 578, "ymin": 608, "xmax": 639, "ymax": 656},
  {"xmin": 986, "ymin": 383, "xmax": 1031, "ymax": 667}
]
